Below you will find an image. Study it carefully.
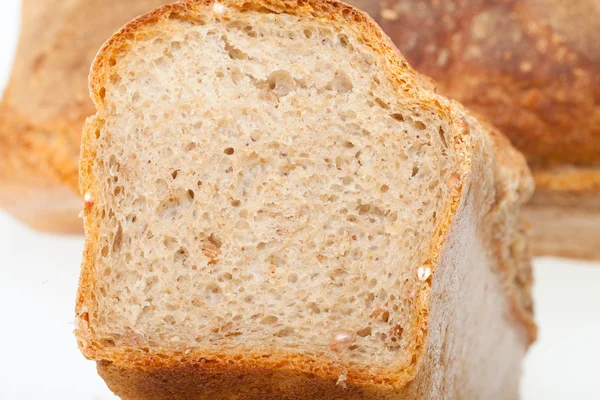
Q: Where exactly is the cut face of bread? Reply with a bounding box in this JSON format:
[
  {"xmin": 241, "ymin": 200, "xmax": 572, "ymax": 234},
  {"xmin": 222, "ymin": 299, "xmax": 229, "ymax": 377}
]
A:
[
  {"xmin": 85, "ymin": 6, "xmax": 455, "ymax": 371},
  {"xmin": 76, "ymin": 1, "xmax": 535, "ymax": 398}
]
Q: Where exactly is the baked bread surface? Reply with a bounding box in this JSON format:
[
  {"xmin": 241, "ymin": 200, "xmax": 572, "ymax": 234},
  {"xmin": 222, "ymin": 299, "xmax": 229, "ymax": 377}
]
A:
[{"xmin": 76, "ymin": 1, "xmax": 536, "ymax": 398}]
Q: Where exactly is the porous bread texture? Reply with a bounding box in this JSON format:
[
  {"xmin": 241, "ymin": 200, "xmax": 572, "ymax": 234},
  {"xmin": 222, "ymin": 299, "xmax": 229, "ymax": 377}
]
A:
[
  {"xmin": 81, "ymin": 7, "xmax": 456, "ymax": 373},
  {"xmin": 76, "ymin": 0, "xmax": 535, "ymax": 395}
]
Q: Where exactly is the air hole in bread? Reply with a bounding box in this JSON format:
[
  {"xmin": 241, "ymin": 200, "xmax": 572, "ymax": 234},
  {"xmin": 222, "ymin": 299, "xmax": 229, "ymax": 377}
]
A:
[
  {"xmin": 131, "ymin": 92, "xmax": 141, "ymax": 105},
  {"xmin": 230, "ymin": 67, "xmax": 243, "ymax": 85},
  {"xmin": 438, "ymin": 126, "xmax": 448, "ymax": 148},
  {"xmin": 109, "ymin": 74, "xmax": 121, "ymax": 85},
  {"xmin": 222, "ymin": 35, "xmax": 248, "ymax": 60},
  {"xmin": 266, "ymin": 70, "xmax": 295, "ymax": 96},
  {"xmin": 243, "ymin": 25, "xmax": 257, "ymax": 37},
  {"xmin": 100, "ymin": 338, "xmax": 116, "ymax": 348},
  {"xmin": 112, "ymin": 223, "xmax": 123, "ymax": 253},
  {"xmin": 154, "ymin": 56, "xmax": 169, "ymax": 68},
  {"xmin": 184, "ymin": 142, "xmax": 196, "ymax": 151},
  {"xmin": 174, "ymin": 247, "xmax": 188, "ymax": 263},
  {"xmin": 327, "ymin": 70, "xmax": 353, "ymax": 93},
  {"xmin": 337, "ymin": 33, "xmax": 350, "ymax": 48},
  {"xmin": 375, "ymin": 97, "xmax": 390, "ymax": 109},
  {"xmin": 170, "ymin": 41, "xmax": 182, "ymax": 55},
  {"xmin": 412, "ymin": 165, "xmax": 420, "ymax": 177},
  {"xmin": 260, "ymin": 315, "xmax": 278, "ymax": 325}
]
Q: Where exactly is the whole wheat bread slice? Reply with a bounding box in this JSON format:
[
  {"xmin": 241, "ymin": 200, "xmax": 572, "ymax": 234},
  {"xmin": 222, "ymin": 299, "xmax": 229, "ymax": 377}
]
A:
[{"xmin": 76, "ymin": 1, "xmax": 536, "ymax": 399}]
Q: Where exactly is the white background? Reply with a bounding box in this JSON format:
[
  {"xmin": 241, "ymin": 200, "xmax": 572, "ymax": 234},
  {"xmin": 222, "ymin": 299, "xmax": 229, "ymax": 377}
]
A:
[{"xmin": 0, "ymin": 1, "xmax": 598, "ymax": 399}]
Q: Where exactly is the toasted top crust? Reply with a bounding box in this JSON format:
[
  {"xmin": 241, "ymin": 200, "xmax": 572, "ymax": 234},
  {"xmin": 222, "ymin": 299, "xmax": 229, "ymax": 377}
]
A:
[
  {"xmin": 77, "ymin": 0, "xmax": 535, "ymax": 391},
  {"xmin": 360, "ymin": 0, "xmax": 600, "ymax": 168}
]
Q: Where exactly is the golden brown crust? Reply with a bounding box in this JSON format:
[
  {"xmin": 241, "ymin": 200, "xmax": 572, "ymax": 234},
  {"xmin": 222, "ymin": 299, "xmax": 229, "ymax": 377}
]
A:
[
  {"xmin": 0, "ymin": 0, "xmax": 172, "ymax": 233},
  {"xmin": 92, "ymin": 347, "xmax": 414, "ymax": 398},
  {"xmin": 77, "ymin": 1, "xmax": 535, "ymax": 398},
  {"xmin": 98, "ymin": 359, "xmax": 415, "ymax": 400}
]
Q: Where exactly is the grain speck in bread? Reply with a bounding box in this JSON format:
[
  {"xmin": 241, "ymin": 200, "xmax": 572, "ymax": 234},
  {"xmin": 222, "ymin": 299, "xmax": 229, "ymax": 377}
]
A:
[{"xmin": 76, "ymin": 1, "xmax": 536, "ymax": 398}]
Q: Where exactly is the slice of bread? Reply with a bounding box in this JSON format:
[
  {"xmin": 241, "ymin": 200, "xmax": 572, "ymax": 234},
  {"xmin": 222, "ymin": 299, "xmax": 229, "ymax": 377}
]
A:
[
  {"xmin": 344, "ymin": 0, "xmax": 600, "ymax": 259},
  {"xmin": 76, "ymin": 1, "xmax": 536, "ymax": 398},
  {"xmin": 0, "ymin": 0, "xmax": 172, "ymax": 233}
]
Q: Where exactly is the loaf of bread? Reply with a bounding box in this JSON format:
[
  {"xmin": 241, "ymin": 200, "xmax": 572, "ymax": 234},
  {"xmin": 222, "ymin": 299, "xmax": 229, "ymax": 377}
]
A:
[
  {"xmin": 75, "ymin": 1, "xmax": 536, "ymax": 398},
  {"xmin": 346, "ymin": 0, "xmax": 600, "ymax": 259},
  {"xmin": 0, "ymin": 0, "xmax": 171, "ymax": 233}
]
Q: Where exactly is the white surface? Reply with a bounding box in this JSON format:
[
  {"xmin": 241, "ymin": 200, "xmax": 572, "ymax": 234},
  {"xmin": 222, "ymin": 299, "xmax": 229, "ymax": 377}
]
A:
[
  {"xmin": 0, "ymin": 213, "xmax": 112, "ymax": 399},
  {"xmin": 0, "ymin": 1, "xmax": 599, "ymax": 399},
  {"xmin": 522, "ymin": 258, "xmax": 600, "ymax": 400}
]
